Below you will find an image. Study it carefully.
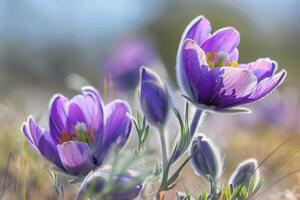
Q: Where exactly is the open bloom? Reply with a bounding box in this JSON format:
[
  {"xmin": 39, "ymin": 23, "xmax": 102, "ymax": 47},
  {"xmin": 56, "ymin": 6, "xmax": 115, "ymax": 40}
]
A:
[
  {"xmin": 104, "ymin": 38, "xmax": 159, "ymax": 91},
  {"xmin": 22, "ymin": 86, "xmax": 132, "ymax": 177},
  {"xmin": 177, "ymin": 16, "xmax": 287, "ymax": 111},
  {"xmin": 140, "ymin": 67, "xmax": 170, "ymax": 127},
  {"xmin": 76, "ymin": 165, "xmax": 142, "ymax": 200}
]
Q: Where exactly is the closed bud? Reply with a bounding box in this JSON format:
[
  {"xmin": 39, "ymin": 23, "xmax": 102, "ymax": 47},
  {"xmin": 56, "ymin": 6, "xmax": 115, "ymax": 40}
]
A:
[
  {"xmin": 229, "ymin": 159, "xmax": 258, "ymax": 190},
  {"xmin": 190, "ymin": 134, "xmax": 221, "ymax": 182},
  {"xmin": 139, "ymin": 67, "xmax": 170, "ymax": 127},
  {"xmin": 76, "ymin": 166, "xmax": 143, "ymax": 200}
]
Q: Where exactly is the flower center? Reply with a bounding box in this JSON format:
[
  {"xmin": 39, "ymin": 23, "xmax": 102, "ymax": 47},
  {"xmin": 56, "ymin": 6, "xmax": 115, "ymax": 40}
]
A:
[
  {"xmin": 58, "ymin": 122, "xmax": 93, "ymax": 144},
  {"xmin": 206, "ymin": 52, "xmax": 238, "ymax": 69},
  {"xmin": 75, "ymin": 122, "xmax": 91, "ymax": 144}
]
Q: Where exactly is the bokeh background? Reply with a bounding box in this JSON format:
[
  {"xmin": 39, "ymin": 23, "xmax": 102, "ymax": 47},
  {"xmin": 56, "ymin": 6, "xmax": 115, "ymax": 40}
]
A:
[{"xmin": 1, "ymin": 0, "xmax": 300, "ymax": 199}]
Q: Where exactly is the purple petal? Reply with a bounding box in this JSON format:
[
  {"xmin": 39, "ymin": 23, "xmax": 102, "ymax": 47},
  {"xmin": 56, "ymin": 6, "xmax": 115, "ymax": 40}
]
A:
[
  {"xmin": 38, "ymin": 134, "xmax": 65, "ymax": 171},
  {"xmin": 240, "ymin": 58, "xmax": 277, "ymax": 81},
  {"xmin": 247, "ymin": 70, "xmax": 287, "ymax": 101},
  {"xmin": 184, "ymin": 16, "xmax": 212, "ymax": 46},
  {"xmin": 67, "ymin": 96, "xmax": 87, "ymax": 132},
  {"xmin": 57, "ymin": 141, "xmax": 95, "ymax": 176},
  {"xmin": 22, "ymin": 117, "xmax": 44, "ymax": 152},
  {"xmin": 180, "ymin": 40, "xmax": 215, "ymax": 103},
  {"xmin": 95, "ymin": 101, "xmax": 131, "ymax": 164},
  {"xmin": 211, "ymin": 67, "xmax": 257, "ymax": 109},
  {"xmin": 81, "ymin": 86, "xmax": 104, "ymax": 150},
  {"xmin": 103, "ymin": 100, "xmax": 131, "ymax": 147},
  {"xmin": 49, "ymin": 95, "xmax": 69, "ymax": 143},
  {"xmin": 229, "ymin": 48, "xmax": 239, "ymax": 61},
  {"xmin": 201, "ymin": 28, "xmax": 240, "ymax": 55},
  {"xmin": 22, "ymin": 117, "xmax": 65, "ymax": 171}
]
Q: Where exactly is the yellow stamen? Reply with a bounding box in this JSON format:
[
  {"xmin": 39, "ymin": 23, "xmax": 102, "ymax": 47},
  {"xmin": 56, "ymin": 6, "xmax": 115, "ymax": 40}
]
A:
[
  {"xmin": 226, "ymin": 60, "xmax": 238, "ymax": 68},
  {"xmin": 206, "ymin": 52, "xmax": 217, "ymax": 69}
]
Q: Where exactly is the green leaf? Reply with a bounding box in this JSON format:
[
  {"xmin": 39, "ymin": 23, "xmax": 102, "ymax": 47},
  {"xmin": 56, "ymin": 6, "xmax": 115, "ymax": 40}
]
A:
[
  {"xmin": 164, "ymin": 155, "xmax": 192, "ymax": 189},
  {"xmin": 137, "ymin": 111, "xmax": 142, "ymax": 126},
  {"xmin": 224, "ymin": 185, "xmax": 231, "ymax": 200}
]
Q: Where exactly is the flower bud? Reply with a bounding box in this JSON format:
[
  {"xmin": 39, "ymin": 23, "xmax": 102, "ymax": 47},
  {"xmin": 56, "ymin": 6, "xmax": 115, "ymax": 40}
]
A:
[
  {"xmin": 140, "ymin": 67, "xmax": 170, "ymax": 127},
  {"xmin": 190, "ymin": 134, "xmax": 221, "ymax": 182},
  {"xmin": 229, "ymin": 159, "xmax": 258, "ymax": 190},
  {"xmin": 76, "ymin": 166, "xmax": 143, "ymax": 200}
]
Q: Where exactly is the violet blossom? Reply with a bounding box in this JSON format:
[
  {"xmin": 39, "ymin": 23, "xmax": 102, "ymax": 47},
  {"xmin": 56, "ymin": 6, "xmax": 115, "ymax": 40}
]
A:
[
  {"xmin": 177, "ymin": 16, "xmax": 287, "ymax": 112},
  {"xmin": 22, "ymin": 86, "xmax": 132, "ymax": 177}
]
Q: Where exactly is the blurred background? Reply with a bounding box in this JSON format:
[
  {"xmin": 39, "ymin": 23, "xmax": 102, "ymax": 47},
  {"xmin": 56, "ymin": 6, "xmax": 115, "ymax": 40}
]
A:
[{"xmin": 0, "ymin": 0, "xmax": 300, "ymax": 199}]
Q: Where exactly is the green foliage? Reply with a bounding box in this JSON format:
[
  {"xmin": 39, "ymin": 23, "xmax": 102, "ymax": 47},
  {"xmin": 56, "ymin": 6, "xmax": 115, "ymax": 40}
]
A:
[
  {"xmin": 170, "ymin": 102, "xmax": 191, "ymax": 163},
  {"xmin": 49, "ymin": 170, "xmax": 64, "ymax": 199},
  {"xmin": 178, "ymin": 177, "xmax": 264, "ymax": 200},
  {"xmin": 132, "ymin": 111, "xmax": 150, "ymax": 152}
]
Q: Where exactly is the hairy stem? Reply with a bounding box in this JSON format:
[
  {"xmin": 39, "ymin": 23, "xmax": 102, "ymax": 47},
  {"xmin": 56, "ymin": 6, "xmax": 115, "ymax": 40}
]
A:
[
  {"xmin": 189, "ymin": 109, "xmax": 204, "ymax": 137},
  {"xmin": 156, "ymin": 127, "xmax": 168, "ymax": 199},
  {"xmin": 159, "ymin": 128, "xmax": 168, "ymax": 171}
]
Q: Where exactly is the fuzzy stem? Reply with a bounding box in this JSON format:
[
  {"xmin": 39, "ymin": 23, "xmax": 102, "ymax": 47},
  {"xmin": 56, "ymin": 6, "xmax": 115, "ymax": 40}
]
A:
[
  {"xmin": 189, "ymin": 109, "xmax": 204, "ymax": 137},
  {"xmin": 159, "ymin": 128, "xmax": 168, "ymax": 171},
  {"xmin": 156, "ymin": 127, "xmax": 168, "ymax": 200}
]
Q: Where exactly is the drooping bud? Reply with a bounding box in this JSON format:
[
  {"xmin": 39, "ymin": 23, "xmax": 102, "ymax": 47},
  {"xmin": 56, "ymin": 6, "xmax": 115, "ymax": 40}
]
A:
[
  {"xmin": 139, "ymin": 67, "xmax": 170, "ymax": 127},
  {"xmin": 229, "ymin": 159, "xmax": 259, "ymax": 190},
  {"xmin": 190, "ymin": 134, "xmax": 221, "ymax": 182},
  {"xmin": 76, "ymin": 166, "xmax": 143, "ymax": 200}
]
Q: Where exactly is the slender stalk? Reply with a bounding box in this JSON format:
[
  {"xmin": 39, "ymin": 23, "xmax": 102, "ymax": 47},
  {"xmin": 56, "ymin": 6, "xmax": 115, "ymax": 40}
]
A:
[
  {"xmin": 189, "ymin": 109, "xmax": 203, "ymax": 137},
  {"xmin": 158, "ymin": 128, "xmax": 168, "ymax": 171},
  {"xmin": 156, "ymin": 127, "xmax": 168, "ymax": 200}
]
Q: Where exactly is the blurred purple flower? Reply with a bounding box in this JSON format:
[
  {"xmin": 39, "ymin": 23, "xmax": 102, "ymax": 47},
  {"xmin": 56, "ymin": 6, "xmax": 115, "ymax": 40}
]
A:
[
  {"xmin": 104, "ymin": 38, "xmax": 159, "ymax": 91},
  {"xmin": 237, "ymin": 88, "xmax": 300, "ymax": 132},
  {"xmin": 140, "ymin": 67, "xmax": 170, "ymax": 127},
  {"xmin": 76, "ymin": 166, "xmax": 142, "ymax": 200},
  {"xmin": 176, "ymin": 16, "xmax": 287, "ymax": 111},
  {"xmin": 22, "ymin": 86, "xmax": 132, "ymax": 177}
]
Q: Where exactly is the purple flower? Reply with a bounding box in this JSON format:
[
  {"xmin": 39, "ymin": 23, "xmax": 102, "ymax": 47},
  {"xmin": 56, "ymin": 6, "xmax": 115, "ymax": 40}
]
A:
[
  {"xmin": 22, "ymin": 86, "xmax": 132, "ymax": 177},
  {"xmin": 103, "ymin": 38, "xmax": 159, "ymax": 91},
  {"xmin": 140, "ymin": 67, "xmax": 170, "ymax": 127},
  {"xmin": 177, "ymin": 16, "xmax": 287, "ymax": 111},
  {"xmin": 76, "ymin": 166, "xmax": 143, "ymax": 200}
]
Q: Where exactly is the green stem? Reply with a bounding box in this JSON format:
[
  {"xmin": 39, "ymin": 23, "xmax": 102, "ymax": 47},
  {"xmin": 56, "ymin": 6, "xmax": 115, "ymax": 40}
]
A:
[
  {"xmin": 190, "ymin": 109, "xmax": 204, "ymax": 137},
  {"xmin": 159, "ymin": 128, "xmax": 168, "ymax": 171},
  {"xmin": 156, "ymin": 127, "xmax": 168, "ymax": 199}
]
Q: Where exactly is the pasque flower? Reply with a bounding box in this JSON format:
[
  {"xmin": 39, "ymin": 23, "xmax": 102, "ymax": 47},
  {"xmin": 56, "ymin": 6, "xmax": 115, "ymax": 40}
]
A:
[
  {"xmin": 229, "ymin": 159, "xmax": 259, "ymax": 190},
  {"xmin": 22, "ymin": 86, "xmax": 132, "ymax": 177},
  {"xmin": 104, "ymin": 38, "xmax": 158, "ymax": 91},
  {"xmin": 140, "ymin": 67, "xmax": 170, "ymax": 127},
  {"xmin": 76, "ymin": 166, "xmax": 142, "ymax": 200},
  {"xmin": 190, "ymin": 134, "xmax": 221, "ymax": 182},
  {"xmin": 177, "ymin": 16, "xmax": 287, "ymax": 111}
]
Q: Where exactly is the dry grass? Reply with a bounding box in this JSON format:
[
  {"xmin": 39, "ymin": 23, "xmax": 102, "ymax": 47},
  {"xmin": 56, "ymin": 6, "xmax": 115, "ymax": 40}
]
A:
[{"xmin": 0, "ymin": 111, "xmax": 299, "ymax": 200}]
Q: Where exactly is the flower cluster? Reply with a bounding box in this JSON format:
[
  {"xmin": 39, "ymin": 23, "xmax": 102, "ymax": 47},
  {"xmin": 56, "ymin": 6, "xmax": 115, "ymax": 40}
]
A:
[{"xmin": 22, "ymin": 15, "xmax": 287, "ymax": 200}]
